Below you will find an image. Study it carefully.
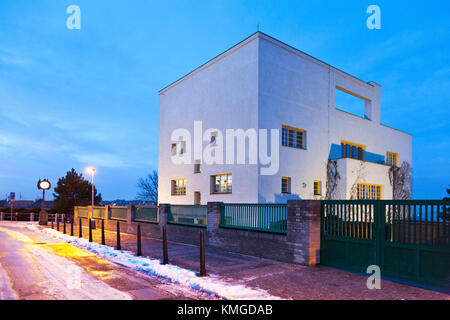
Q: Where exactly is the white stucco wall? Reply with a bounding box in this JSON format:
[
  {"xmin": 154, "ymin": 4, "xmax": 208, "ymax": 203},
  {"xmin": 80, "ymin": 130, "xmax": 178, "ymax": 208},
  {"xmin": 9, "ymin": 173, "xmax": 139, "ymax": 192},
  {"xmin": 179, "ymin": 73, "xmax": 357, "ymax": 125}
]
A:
[{"xmin": 158, "ymin": 34, "xmax": 260, "ymax": 204}]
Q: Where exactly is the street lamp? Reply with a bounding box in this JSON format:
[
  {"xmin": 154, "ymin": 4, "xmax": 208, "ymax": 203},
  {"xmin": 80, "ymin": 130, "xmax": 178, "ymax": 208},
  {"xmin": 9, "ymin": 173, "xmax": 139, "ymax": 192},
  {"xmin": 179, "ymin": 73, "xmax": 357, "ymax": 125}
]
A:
[
  {"xmin": 86, "ymin": 168, "xmax": 95, "ymax": 229},
  {"xmin": 37, "ymin": 179, "xmax": 51, "ymax": 225}
]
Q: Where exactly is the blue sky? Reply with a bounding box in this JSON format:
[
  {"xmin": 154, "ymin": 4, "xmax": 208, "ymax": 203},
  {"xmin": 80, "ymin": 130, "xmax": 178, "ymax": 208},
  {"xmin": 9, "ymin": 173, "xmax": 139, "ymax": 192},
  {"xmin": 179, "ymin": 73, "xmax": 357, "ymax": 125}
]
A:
[{"xmin": 0, "ymin": 0, "xmax": 449, "ymax": 200}]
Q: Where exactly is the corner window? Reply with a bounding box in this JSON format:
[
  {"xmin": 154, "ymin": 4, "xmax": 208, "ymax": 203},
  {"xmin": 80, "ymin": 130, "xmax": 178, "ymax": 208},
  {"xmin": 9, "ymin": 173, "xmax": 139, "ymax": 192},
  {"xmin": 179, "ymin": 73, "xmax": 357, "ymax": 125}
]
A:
[
  {"xmin": 386, "ymin": 151, "xmax": 398, "ymax": 167},
  {"xmin": 314, "ymin": 181, "xmax": 322, "ymax": 196},
  {"xmin": 211, "ymin": 174, "xmax": 232, "ymax": 194},
  {"xmin": 281, "ymin": 177, "xmax": 291, "ymax": 194},
  {"xmin": 341, "ymin": 140, "xmax": 365, "ymax": 160},
  {"xmin": 171, "ymin": 179, "xmax": 186, "ymax": 196},
  {"xmin": 282, "ymin": 125, "xmax": 306, "ymax": 149}
]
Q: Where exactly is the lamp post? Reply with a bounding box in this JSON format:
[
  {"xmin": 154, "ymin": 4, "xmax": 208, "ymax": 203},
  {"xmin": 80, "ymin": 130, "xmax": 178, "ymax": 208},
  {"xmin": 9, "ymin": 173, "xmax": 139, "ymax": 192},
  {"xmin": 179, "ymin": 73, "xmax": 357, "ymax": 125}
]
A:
[
  {"xmin": 87, "ymin": 168, "xmax": 95, "ymax": 229},
  {"xmin": 37, "ymin": 179, "xmax": 51, "ymax": 225}
]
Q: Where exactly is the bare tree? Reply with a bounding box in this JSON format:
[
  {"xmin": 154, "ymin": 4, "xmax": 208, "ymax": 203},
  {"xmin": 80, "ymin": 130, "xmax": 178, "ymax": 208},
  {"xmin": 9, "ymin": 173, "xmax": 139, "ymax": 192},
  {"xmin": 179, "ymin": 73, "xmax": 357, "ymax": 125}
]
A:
[
  {"xmin": 326, "ymin": 159, "xmax": 341, "ymax": 200},
  {"xmin": 349, "ymin": 161, "xmax": 367, "ymax": 200},
  {"xmin": 388, "ymin": 161, "xmax": 412, "ymax": 200},
  {"xmin": 137, "ymin": 170, "xmax": 158, "ymax": 203}
]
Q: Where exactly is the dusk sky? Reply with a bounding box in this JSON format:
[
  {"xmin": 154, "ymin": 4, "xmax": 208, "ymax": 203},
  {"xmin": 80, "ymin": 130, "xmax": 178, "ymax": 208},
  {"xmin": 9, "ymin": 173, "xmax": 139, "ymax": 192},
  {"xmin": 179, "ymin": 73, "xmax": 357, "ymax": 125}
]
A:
[{"xmin": 0, "ymin": 0, "xmax": 449, "ymax": 201}]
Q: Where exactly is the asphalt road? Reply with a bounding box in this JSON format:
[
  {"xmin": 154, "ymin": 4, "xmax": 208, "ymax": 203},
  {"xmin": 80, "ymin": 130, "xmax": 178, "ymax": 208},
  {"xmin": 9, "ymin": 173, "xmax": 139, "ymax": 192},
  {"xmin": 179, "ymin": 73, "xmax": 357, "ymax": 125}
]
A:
[{"xmin": 0, "ymin": 222, "xmax": 207, "ymax": 300}]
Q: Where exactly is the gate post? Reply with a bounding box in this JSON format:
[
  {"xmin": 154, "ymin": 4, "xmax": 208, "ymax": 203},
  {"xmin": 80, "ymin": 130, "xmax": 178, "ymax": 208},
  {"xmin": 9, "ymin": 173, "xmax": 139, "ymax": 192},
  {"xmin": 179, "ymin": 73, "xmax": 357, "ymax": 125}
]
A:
[{"xmin": 286, "ymin": 200, "xmax": 321, "ymax": 266}]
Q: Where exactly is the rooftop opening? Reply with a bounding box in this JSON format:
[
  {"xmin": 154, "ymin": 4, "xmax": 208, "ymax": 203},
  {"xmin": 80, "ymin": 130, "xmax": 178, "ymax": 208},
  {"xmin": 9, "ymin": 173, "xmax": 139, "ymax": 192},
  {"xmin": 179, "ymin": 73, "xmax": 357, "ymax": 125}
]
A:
[{"xmin": 335, "ymin": 87, "xmax": 368, "ymax": 119}]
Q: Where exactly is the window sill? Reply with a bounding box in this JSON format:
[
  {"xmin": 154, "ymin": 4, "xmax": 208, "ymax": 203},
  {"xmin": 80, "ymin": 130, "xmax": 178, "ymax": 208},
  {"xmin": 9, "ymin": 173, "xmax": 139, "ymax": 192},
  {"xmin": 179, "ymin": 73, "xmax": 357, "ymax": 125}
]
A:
[{"xmin": 211, "ymin": 192, "xmax": 232, "ymax": 195}]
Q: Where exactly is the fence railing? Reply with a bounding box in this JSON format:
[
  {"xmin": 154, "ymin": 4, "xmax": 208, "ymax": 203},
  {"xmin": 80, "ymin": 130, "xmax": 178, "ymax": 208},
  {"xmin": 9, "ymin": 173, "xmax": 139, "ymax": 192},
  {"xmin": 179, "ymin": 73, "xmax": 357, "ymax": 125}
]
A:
[
  {"xmin": 384, "ymin": 200, "xmax": 450, "ymax": 247},
  {"xmin": 109, "ymin": 206, "xmax": 127, "ymax": 221},
  {"xmin": 220, "ymin": 203, "xmax": 287, "ymax": 234},
  {"xmin": 133, "ymin": 206, "xmax": 158, "ymax": 223},
  {"xmin": 321, "ymin": 200, "xmax": 450, "ymax": 247},
  {"xmin": 168, "ymin": 205, "xmax": 207, "ymax": 227},
  {"xmin": 77, "ymin": 207, "xmax": 90, "ymax": 218},
  {"xmin": 92, "ymin": 206, "xmax": 107, "ymax": 219}
]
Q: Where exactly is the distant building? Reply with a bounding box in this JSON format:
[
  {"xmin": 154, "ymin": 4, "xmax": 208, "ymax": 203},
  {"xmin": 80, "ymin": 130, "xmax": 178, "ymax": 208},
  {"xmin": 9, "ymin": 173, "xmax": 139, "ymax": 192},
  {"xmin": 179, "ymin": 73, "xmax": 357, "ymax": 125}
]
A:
[{"xmin": 8, "ymin": 200, "xmax": 34, "ymax": 208}]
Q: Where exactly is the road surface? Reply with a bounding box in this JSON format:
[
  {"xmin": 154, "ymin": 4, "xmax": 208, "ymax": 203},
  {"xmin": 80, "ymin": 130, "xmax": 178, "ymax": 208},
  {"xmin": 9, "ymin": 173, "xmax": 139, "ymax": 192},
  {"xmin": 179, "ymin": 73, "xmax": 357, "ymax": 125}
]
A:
[{"xmin": 0, "ymin": 221, "xmax": 208, "ymax": 300}]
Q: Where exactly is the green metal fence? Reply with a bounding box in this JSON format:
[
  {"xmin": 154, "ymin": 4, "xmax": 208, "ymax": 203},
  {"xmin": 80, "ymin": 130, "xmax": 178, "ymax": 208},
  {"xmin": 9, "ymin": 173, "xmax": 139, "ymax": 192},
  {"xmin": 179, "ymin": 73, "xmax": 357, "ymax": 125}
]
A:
[
  {"xmin": 77, "ymin": 206, "xmax": 89, "ymax": 218},
  {"xmin": 321, "ymin": 200, "xmax": 450, "ymax": 287},
  {"xmin": 92, "ymin": 206, "xmax": 106, "ymax": 219},
  {"xmin": 109, "ymin": 206, "xmax": 127, "ymax": 221},
  {"xmin": 133, "ymin": 206, "xmax": 158, "ymax": 223},
  {"xmin": 220, "ymin": 203, "xmax": 287, "ymax": 234},
  {"xmin": 168, "ymin": 205, "xmax": 207, "ymax": 227}
]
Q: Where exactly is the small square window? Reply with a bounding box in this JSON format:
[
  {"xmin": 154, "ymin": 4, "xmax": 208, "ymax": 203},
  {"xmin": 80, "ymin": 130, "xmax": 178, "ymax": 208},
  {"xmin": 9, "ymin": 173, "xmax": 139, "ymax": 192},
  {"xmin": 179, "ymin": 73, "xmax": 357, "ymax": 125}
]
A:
[
  {"xmin": 281, "ymin": 177, "xmax": 291, "ymax": 194},
  {"xmin": 171, "ymin": 143, "xmax": 177, "ymax": 156},
  {"xmin": 210, "ymin": 132, "xmax": 218, "ymax": 146},
  {"xmin": 314, "ymin": 181, "xmax": 322, "ymax": 196},
  {"xmin": 194, "ymin": 160, "xmax": 201, "ymax": 174},
  {"xmin": 180, "ymin": 141, "xmax": 186, "ymax": 154}
]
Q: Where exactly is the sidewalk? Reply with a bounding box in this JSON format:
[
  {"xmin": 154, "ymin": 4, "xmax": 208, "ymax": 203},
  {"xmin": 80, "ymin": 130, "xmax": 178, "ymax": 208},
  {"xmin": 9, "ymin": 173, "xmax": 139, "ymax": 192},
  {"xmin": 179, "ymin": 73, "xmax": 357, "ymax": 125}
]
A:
[{"xmin": 54, "ymin": 223, "xmax": 449, "ymax": 300}]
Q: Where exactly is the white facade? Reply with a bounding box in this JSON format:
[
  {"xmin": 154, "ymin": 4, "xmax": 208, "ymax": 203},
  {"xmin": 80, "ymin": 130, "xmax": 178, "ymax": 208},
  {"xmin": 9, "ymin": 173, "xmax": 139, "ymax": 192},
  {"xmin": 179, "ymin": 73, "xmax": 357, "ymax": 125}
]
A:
[{"xmin": 158, "ymin": 32, "xmax": 412, "ymax": 204}]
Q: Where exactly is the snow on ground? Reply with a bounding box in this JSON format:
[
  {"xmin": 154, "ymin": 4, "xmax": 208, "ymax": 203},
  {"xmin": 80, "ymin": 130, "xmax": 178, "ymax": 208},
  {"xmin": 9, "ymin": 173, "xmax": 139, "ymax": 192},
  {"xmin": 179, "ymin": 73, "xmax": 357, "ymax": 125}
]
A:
[
  {"xmin": 26, "ymin": 224, "xmax": 281, "ymax": 300},
  {"xmin": 0, "ymin": 225, "xmax": 132, "ymax": 300}
]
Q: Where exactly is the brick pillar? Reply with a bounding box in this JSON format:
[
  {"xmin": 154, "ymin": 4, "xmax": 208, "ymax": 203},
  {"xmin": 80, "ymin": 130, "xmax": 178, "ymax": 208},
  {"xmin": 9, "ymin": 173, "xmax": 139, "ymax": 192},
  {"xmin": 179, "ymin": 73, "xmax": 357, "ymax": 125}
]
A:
[
  {"xmin": 126, "ymin": 205, "xmax": 133, "ymax": 224},
  {"xmin": 30, "ymin": 212, "xmax": 34, "ymax": 222},
  {"xmin": 104, "ymin": 205, "xmax": 110, "ymax": 220},
  {"xmin": 287, "ymin": 200, "xmax": 321, "ymax": 266},
  {"xmin": 1, "ymin": 212, "xmax": 4, "ymax": 220},
  {"xmin": 158, "ymin": 204, "xmax": 169, "ymax": 228},
  {"xmin": 206, "ymin": 202, "xmax": 223, "ymax": 246}
]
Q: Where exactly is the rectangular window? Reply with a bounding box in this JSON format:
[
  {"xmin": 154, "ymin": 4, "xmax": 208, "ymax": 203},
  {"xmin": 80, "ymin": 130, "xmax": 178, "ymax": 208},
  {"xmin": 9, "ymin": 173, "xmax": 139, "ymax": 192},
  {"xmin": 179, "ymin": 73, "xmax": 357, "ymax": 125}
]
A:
[
  {"xmin": 171, "ymin": 143, "xmax": 177, "ymax": 156},
  {"xmin": 210, "ymin": 131, "xmax": 218, "ymax": 146},
  {"xmin": 386, "ymin": 151, "xmax": 398, "ymax": 167},
  {"xmin": 194, "ymin": 191, "xmax": 201, "ymax": 205},
  {"xmin": 282, "ymin": 125, "xmax": 306, "ymax": 149},
  {"xmin": 281, "ymin": 177, "xmax": 291, "ymax": 194},
  {"xmin": 341, "ymin": 140, "xmax": 365, "ymax": 160},
  {"xmin": 180, "ymin": 141, "xmax": 186, "ymax": 154},
  {"xmin": 171, "ymin": 179, "xmax": 186, "ymax": 196},
  {"xmin": 194, "ymin": 160, "xmax": 201, "ymax": 173},
  {"xmin": 314, "ymin": 181, "xmax": 322, "ymax": 196},
  {"xmin": 356, "ymin": 183, "xmax": 382, "ymax": 200},
  {"xmin": 211, "ymin": 174, "xmax": 232, "ymax": 194}
]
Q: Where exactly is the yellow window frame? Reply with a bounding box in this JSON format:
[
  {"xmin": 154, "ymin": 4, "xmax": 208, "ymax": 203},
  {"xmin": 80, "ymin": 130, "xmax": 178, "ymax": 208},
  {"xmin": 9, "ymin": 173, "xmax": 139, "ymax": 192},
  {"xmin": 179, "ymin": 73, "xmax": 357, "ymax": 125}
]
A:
[
  {"xmin": 314, "ymin": 180, "xmax": 321, "ymax": 196},
  {"xmin": 282, "ymin": 125, "xmax": 306, "ymax": 149},
  {"xmin": 341, "ymin": 140, "xmax": 366, "ymax": 160},
  {"xmin": 386, "ymin": 151, "xmax": 398, "ymax": 167},
  {"xmin": 211, "ymin": 174, "xmax": 232, "ymax": 194},
  {"xmin": 356, "ymin": 183, "xmax": 382, "ymax": 200},
  {"xmin": 171, "ymin": 179, "xmax": 186, "ymax": 196},
  {"xmin": 281, "ymin": 177, "xmax": 291, "ymax": 194}
]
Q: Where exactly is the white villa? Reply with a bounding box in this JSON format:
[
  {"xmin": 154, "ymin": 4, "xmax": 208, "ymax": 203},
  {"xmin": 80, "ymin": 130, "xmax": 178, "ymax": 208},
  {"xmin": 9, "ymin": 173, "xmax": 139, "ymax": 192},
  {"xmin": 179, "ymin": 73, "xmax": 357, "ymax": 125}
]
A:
[{"xmin": 158, "ymin": 32, "xmax": 412, "ymax": 205}]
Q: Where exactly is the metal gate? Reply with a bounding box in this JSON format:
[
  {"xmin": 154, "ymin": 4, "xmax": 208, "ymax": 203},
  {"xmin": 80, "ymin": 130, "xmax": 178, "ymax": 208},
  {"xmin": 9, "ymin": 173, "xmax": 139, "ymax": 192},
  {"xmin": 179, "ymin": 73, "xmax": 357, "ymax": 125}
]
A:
[{"xmin": 320, "ymin": 200, "xmax": 450, "ymax": 287}]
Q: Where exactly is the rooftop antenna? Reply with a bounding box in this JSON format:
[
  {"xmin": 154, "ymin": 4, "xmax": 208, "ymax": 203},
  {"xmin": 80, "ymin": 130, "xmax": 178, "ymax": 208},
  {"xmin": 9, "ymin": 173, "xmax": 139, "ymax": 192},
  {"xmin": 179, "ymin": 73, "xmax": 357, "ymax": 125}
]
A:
[{"xmin": 257, "ymin": 23, "xmax": 260, "ymax": 32}]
